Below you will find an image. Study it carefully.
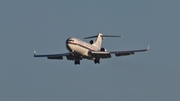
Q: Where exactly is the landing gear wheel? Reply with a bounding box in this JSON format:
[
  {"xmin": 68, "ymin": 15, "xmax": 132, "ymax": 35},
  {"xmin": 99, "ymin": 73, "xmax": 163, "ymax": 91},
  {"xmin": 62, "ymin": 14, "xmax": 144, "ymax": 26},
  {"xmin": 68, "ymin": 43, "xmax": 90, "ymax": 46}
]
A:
[
  {"xmin": 94, "ymin": 59, "xmax": 100, "ymax": 64},
  {"xmin": 74, "ymin": 60, "xmax": 80, "ymax": 65}
]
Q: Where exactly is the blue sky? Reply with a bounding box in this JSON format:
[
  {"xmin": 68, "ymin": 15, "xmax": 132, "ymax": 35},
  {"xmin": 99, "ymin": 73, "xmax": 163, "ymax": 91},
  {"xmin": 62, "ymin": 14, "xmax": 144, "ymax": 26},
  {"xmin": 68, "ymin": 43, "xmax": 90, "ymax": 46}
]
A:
[{"xmin": 0, "ymin": 0, "xmax": 180, "ymax": 101}]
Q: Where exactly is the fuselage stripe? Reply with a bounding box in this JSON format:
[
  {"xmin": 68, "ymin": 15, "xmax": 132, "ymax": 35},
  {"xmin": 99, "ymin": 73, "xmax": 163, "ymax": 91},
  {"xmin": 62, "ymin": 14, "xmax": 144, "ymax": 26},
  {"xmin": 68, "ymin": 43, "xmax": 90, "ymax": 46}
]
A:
[{"xmin": 68, "ymin": 42, "xmax": 97, "ymax": 51}]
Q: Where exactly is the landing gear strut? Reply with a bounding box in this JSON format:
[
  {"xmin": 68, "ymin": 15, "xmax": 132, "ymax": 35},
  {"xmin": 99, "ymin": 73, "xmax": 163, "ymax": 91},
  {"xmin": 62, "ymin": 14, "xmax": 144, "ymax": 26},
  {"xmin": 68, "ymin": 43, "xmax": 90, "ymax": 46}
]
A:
[
  {"xmin": 94, "ymin": 59, "xmax": 100, "ymax": 64},
  {"xmin": 74, "ymin": 60, "xmax": 80, "ymax": 65}
]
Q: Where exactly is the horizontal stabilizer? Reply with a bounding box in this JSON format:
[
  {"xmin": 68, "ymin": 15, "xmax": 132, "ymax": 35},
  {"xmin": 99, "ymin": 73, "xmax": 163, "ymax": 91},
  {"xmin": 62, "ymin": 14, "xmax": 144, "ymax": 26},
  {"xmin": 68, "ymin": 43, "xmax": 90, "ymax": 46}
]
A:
[{"xmin": 84, "ymin": 34, "xmax": 121, "ymax": 39}]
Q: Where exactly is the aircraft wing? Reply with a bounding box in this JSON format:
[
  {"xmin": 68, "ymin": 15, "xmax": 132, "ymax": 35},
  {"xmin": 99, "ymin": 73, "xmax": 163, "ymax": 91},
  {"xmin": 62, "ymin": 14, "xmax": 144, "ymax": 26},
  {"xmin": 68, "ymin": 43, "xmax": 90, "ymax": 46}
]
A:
[
  {"xmin": 34, "ymin": 51, "xmax": 72, "ymax": 60},
  {"xmin": 90, "ymin": 45, "xmax": 150, "ymax": 58},
  {"xmin": 110, "ymin": 45, "xmax": 150, "ymax": 56}
]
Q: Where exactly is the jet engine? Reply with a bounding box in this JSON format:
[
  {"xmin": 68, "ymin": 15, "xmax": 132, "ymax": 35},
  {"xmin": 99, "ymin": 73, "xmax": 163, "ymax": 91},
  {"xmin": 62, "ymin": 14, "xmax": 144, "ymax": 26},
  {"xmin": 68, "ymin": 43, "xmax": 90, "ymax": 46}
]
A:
[
  {"xmin": 100, "ymin": 48, "xmax": 107, "ymax": 51},
  {"xmin": 90, "ymin": 40, "xmax": 94, "ymax": 44}
]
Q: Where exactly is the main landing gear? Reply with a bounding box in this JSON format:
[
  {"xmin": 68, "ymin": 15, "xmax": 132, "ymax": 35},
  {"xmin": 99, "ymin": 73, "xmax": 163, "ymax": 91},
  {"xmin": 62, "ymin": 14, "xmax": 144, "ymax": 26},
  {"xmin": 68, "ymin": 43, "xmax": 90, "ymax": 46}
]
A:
[
  {"xmin": 74, "ymin": 60, "xmax": 80, "ymax": 65},
  {"xmin": 94, "ymin": 59, "xmax": 100, "ymax": 64},
  {"xmin": 74, "ymin": 59, "xmax": 100, "ymax": 65}
]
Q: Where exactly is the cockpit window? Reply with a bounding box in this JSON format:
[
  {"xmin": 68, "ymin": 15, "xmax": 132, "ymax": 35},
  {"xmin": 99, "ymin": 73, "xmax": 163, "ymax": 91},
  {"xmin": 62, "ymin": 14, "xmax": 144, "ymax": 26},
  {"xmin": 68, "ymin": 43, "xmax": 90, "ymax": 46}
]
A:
[
  {"xmin": 66, "ymin": 38, "xmax": 75, "ymax": 44},
  {"xmin": 68, "ymin": 40, "xmax": 74, "ymax": 42}
]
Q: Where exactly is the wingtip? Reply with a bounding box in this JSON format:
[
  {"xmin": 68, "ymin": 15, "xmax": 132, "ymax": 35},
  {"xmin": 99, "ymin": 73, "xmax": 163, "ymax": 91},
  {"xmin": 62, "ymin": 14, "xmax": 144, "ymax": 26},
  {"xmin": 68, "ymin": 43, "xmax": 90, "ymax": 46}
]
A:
[
  {"xmin": 34, "ymin": 51, "xmax": 36, "ymax": 56},
  {"xmin": 147, "ymin": 45, "xmax": 150, "ymax": 50}
]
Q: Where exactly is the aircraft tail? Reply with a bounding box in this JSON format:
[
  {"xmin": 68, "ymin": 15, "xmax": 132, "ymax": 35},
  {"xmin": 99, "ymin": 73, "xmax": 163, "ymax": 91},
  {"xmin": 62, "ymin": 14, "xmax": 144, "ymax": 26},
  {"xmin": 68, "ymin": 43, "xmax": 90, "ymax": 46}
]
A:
[
  {"xmin": 93, "ymin": 33, "xmax": 103, "ymax": 49},
  {"xmin": 84, "ymin": 33, "xmax": 121, "ymax": 49}
]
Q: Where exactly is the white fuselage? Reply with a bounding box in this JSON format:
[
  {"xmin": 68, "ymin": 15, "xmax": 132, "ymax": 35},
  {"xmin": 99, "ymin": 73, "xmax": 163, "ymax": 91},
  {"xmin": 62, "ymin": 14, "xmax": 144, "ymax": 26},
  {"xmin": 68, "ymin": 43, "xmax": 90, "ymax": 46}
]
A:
[{"xmin": 66, "ymin": 38, "xmax": 99, "ymax": 59}]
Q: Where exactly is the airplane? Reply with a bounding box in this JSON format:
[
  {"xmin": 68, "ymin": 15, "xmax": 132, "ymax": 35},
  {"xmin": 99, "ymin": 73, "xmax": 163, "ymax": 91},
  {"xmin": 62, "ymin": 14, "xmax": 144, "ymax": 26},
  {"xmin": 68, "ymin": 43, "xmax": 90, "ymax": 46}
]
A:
[{"xmin": 34, "ymin": 33, "xmax": 150, "ymax": 65}]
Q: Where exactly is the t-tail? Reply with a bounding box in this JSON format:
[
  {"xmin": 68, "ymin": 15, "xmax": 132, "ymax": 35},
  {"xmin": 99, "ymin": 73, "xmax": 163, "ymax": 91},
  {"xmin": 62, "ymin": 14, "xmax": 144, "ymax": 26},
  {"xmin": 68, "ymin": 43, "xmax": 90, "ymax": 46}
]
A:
[{"xmin": 84, "ymin": 33, "xmax": 122, "ymax": 49}]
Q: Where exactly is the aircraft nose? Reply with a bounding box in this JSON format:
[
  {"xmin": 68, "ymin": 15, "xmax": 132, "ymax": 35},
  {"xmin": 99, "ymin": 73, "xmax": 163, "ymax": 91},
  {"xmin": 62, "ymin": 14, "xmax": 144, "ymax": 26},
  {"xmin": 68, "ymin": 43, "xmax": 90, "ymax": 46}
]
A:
[
  {"xmin": 67, "ymin": 43, "xmax": 70, "ymax": 47},
  {"xmin": 66, "ymin": 38, "xmax": 75, "ymax": 51},
  {"xmin": 66, "ymin": 43, "xmax": 72, "ymax": 51}
]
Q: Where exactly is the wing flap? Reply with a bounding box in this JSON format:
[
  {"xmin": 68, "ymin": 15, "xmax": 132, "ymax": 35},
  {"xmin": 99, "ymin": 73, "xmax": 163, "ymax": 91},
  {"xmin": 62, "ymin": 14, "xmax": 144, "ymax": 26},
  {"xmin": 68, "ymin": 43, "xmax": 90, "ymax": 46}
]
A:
[
  {"xmin": 34, "ymin": 51, "xmax": 71, "ymax": 60},
  {"xmin": 98, "ymin": 54, "xmax": 111, "ymax": 58},
  {"xmin": 115, "ymin": 52, "xmax": 134, "ymax": 57},
  {"xmin": 90, "ymin": 51, "xmax": 110, "ymax": 54},
  {"xmin": 89, "ymin": 51, "xmax": 111, "ymax": 59},
  {"xmin": 47, "ymin": 56, "xmax": 63, "ymax": 60},
  {"xmin": 110, "ymin": 45, "xmax": 150, "ymax": 57}
]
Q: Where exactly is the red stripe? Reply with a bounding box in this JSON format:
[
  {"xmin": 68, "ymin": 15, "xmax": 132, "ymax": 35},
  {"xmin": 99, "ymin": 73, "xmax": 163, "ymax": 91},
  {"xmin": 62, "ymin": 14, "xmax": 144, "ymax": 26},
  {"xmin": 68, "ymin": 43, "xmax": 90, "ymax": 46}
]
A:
[{"xmin": 68, "ymin": 42, "xmax": 96, "ymax": 51}]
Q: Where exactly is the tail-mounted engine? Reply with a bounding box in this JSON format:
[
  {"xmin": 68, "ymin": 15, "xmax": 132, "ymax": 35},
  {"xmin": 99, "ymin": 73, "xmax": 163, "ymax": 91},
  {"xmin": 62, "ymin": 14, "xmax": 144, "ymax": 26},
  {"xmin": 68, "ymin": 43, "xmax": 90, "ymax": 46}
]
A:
[
  {"xmin": 90, "ymin": 40, "xmax": 94, "ymax": 44},
  {"xmin": 100, "ymin": 48, "xmax": 107, "ymax": 51}
]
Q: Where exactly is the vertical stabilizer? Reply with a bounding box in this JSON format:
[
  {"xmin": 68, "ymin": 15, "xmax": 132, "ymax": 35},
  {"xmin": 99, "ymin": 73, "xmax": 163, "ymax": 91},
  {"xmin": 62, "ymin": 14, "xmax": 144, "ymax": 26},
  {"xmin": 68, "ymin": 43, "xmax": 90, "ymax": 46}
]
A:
[
  {"xmin": 84, "ymin": 33, "xmax": 121, "ymax": 50},
  {"xmin": 92, "ymin": 33, "xmax": 103, "ymax": 49}
]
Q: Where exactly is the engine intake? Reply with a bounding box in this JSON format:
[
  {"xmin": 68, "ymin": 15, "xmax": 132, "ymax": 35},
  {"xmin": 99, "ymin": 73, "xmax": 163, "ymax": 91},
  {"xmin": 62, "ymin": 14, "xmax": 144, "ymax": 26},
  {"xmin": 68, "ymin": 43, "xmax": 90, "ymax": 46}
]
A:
[
  {"xmin": 100, "ymin": 48, "xmax": 107, "ymax": 51},
  {"xmin": 90, "ymin": 40, "xmax": 94, "ymax": 44}
]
